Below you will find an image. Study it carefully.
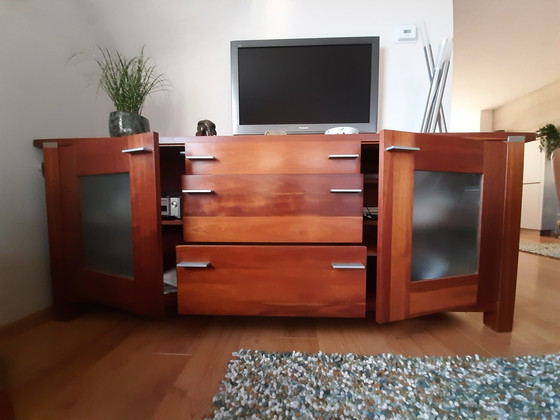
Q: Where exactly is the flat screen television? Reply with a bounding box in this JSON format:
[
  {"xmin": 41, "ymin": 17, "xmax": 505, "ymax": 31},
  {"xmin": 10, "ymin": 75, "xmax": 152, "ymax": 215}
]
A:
[{"xmin": 231, "ymin": 36, "xmax": 380, "ymax": 135}]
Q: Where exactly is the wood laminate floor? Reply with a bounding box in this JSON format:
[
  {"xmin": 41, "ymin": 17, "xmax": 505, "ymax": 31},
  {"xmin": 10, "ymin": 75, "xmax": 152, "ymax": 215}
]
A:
[{"xmin": 1, "ymin": 231, "xmax": 559, "ymax": 419}]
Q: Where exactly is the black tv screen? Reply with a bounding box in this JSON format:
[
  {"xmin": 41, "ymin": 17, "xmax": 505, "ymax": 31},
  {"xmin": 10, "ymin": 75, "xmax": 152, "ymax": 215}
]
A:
[{"xmin": 231, "ymin": 37, "xmax": 380, "ymax": 135}]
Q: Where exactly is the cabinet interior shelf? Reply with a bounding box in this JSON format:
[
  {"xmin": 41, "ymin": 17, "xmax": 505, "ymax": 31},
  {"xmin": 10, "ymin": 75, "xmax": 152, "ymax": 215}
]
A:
[
  {"xmin": 366, "ymin": 246, "xmax": 377, "ymax": 257},
  {"xmin": 366, "ymin": 294, "xmax": 376, "ymax": 312},
  {"xmin": 162, "ymin": 220, "xmax": 183, "ymax": 226}
]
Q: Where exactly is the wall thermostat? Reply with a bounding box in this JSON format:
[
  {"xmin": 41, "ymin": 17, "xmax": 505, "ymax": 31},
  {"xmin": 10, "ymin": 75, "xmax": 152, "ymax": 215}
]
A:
[{"xmin": 396, "ymin": 25, "xmax": 417, "ymax": 43}]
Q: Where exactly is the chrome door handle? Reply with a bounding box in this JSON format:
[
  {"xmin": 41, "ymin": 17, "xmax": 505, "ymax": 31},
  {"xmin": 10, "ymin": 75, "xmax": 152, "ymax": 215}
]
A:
[
  {"xmin": 328, "ymin": 154, "xmax": 360, "ymax": 159},
  {"xmin": 182, "ymin": 189, "xmax": 214, "ymax": 194},
  {"xmin": 184, "ymin": 155, "xmax": 216, "ymax": 160},
  {"xmin": 385, "ymin": 146, "xmax": 420, "ymax": 152},
  {"xmin": 177, "ymin": 262, "xmax": 210, "ymax": 268},
  {"xmin": 330, "ymin": 189, "xmax": 362, "ymax": 193},
  {"xmin": 122, "ymin": 147, "xmax": 152, "ymax": 154},
  {"xmin": 332, "ymin": 263, "xmax": 365, "ymax": 269}
]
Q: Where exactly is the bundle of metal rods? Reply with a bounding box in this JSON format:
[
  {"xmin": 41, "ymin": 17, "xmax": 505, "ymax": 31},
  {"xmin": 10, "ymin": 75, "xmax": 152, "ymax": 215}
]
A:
[{"xmin": 420, "ymin": 24, "xmax": 453, "ymax": 133}]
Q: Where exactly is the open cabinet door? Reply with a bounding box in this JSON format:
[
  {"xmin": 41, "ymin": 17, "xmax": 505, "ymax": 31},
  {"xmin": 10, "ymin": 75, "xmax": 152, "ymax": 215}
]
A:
[
  {"xmin": 376, "ymin": 130, "xmax": 511, "ymax": 324},
  {"xmin": 41, "ymin": 132, "xmax": 165, "ymax": 319}
]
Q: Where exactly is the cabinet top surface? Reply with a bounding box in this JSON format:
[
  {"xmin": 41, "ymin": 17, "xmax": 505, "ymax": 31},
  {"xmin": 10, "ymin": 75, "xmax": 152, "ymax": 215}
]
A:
[{"xmin": 33, "ymin": 130, "xmax": 536, "ymax": 148}]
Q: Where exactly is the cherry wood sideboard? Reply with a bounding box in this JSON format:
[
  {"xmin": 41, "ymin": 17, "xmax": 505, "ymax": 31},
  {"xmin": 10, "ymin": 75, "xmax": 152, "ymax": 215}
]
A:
[{"xmin": 34, "ymin": 130, "xmax": 535, "ymax": 332}]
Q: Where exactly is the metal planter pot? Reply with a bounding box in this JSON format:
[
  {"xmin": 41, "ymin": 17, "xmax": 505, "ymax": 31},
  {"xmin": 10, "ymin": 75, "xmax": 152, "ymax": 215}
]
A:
[{"xmin": 109, "ymin": 111, "xmax": 150, "ymax": 137}]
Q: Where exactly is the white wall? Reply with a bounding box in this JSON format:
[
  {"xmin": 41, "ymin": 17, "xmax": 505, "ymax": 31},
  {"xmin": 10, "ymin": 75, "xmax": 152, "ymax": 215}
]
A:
[
  {"xmin": 492, "ymin": 80, "xmax": 560, "ymax": 133},
  {"xmin": 451, "ymin": 0, "xmax": 560, "ymax": 132},
  {"xmin": 0, "ymin": 0, "xmax": 453, "ymax": 325},
  {"xmin": 491, "ymin": 80, "xmax": 560, "ymax": 232}
]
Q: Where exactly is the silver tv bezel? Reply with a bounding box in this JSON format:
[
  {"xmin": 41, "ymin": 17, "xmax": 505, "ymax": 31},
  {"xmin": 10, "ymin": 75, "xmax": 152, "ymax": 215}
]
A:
[{"xmin": 231, "ymin": 36, "xmax": 380, "ymax": 135}]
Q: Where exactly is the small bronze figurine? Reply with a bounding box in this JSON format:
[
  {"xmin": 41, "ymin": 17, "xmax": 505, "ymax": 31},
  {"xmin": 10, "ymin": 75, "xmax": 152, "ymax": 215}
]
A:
[{"xmin": 196, "ymin": 119, "xmax": 217, "ymax": 136}]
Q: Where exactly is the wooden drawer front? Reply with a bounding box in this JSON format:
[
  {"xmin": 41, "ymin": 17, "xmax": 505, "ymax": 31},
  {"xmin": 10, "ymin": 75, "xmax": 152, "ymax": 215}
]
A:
[
  {"xmin": 183, "ymin": 216, "xmax": 362, "ymax": 243},
  {"xmin": 184, "ymin": 139, "xmax": 361, "ymax": 175},
  {"xmin": 182, "ymin": 173, "xmax": 363, "ymax": 242},
  {"xmin": 176, "ymin": 245, "xmax": 366, "ymax": 317},
  {"xmin": 181, "ymin": 174, "xmax": 363, "ymax": 217}
]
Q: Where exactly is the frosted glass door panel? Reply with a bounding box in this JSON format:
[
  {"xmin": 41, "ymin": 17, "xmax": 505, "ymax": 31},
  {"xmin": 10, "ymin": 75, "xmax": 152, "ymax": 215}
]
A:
[
  {"xmin": 79, "ymin": 173, "xmax": 134, "ymax": 278},
  {"xmin": 411, "ymin": 171, "xmax": 482, "ymax": 281}
]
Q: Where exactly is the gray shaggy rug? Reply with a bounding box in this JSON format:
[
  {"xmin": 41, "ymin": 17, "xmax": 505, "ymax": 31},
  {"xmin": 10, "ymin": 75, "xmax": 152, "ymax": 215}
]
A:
[
  {"xmin": 208, "ymin": 349, "xmax": 560, "ymax": 419},
  {"xmin": 519, "ymin": 242, "xmax": 560, "ymax": 259}
]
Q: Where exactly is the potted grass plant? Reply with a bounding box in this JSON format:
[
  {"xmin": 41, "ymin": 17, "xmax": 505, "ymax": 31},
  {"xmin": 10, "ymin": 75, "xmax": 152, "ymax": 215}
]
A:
[{"xmin": 94, "ymin": 46, "xmax": 169, "ymax": 137}]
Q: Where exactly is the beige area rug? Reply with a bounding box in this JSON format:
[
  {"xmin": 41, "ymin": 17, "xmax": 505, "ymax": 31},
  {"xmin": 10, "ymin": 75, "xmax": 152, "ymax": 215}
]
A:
[{"xmin": 519, "ymin": 242, "xmax": 560, "ymax": 259}]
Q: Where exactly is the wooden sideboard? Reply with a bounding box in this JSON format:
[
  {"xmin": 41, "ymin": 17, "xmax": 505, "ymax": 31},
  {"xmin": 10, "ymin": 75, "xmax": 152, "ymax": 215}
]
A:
[{"xmin": 34, "ymin": 130, "xmax": 534, "ymax": 332}]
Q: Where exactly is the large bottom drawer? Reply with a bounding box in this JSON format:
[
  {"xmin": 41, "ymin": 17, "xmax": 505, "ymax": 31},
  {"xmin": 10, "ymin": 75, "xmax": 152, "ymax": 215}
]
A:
[{"xmin": 176, "ymin": 245, "xmax": 367, "ymax": 318}]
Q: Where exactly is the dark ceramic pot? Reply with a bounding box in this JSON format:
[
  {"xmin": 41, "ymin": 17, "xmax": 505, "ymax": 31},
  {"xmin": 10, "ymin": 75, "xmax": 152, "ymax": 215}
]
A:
[{"xmin": 108, "ymin": 111, "xmax": 150, "ymax": 137}]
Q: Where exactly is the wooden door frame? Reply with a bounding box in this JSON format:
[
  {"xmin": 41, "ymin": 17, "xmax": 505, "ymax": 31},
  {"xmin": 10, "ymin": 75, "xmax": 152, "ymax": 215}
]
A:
[
  {"xmin": 376, "ymin": 130, "xmax": 524, "ymax": 332},
  {"xmin": 36, "ymin": 133, "xmax": 165, "ymax": 319}
]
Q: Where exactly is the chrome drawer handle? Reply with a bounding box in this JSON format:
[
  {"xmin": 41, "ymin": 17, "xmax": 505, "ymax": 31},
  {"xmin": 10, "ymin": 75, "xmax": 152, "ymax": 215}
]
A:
[
  {"xmin": 385, "ymin": 146, "xmax": 420, "ymax": 152},
  {"xmin": 182, "ymin": 189, "xmax": 214, "ymax": 194},
  {"xmin": 185, "ymin": 155, "xmax": 216, "ymax": 160},
  {"xmin": 122, "ymin": 147, "xmax": 152, "ymax": 154},
  {"xmin": 177, "ymin": 262, "xmax": 210, "ymax": 268},
  {"xmin": 328, "ymin": 154, "xmax": 360, "ymax": 159},
  {"xmin": 332, "ymin": 263, "xmax": 365, "ymax": 270},
  {"xmin": 330, "ymin": 188, "xmax": 362, "ymax": 193}
]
